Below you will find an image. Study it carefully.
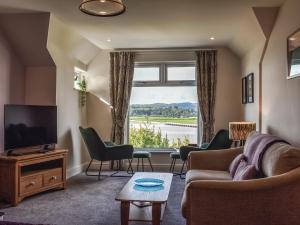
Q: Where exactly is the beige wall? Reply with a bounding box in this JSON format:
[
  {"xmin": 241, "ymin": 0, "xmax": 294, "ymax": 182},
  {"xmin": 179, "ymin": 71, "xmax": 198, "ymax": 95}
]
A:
[
  {"xmin": 0, "ymin": 13, "xmax": 54, "ymax": 67},
  {"xmin": 215, "ymin": 48, "xmax": 243, "ymax": 131},
  {"xmin": 241, "ymin": 42, "xmax": 265, "ymax": 125},
  {"xmin": 47, "ymin": 16, "xmax": 101, "ymax": 177},
  {"xmin": 0, "ymin": 28, "xmax": 25, "ymax": 152},
  {"xmin": 86, "ymin": 48, "xmax": 243, "ymax": 145},
  {"xmin": 261, "ymin": 0, "xmax": 300, "ymax": 146},
  {"xmin": 87, "ymin": 93, "xmax": 112, "ymax": 141},
  {"xmin": 25, "ymin": 66, "xmax": 56, "ymax": 105}
]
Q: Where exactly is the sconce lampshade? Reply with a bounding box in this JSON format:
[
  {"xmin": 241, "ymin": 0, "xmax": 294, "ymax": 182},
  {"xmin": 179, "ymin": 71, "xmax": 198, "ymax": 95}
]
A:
[
  {"xmin": 79, "ymin": 0, "xmax": 126, "ymax": 17},
  {"xmin": 229, "ymin": 122, "xmax": 256, "ymax": 141}
]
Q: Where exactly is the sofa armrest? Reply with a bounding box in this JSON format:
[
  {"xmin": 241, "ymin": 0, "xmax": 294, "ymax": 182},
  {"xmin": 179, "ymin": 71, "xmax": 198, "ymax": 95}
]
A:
[
  {"xmin": 188, "ymin": 147, "xmax": 243, "ymax": 171},
  {"xmin": 185, "ymin": 167, "xmax": 300, "ymax": 225}
]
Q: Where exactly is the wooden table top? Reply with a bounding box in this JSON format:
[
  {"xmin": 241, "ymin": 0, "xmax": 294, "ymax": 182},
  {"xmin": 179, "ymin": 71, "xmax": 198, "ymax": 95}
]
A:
[
  {"xmin": 0, "ymin": 149, "xmax": 68, "ymax": 162},
  {"xmin": 115, "ymin": 172, "xmax": 173, "ymax": 203}
]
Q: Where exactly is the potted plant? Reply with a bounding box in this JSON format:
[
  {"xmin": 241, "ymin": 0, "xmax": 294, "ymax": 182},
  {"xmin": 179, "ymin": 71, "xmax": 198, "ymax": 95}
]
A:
[{"xmin": 78, "ymin": 76, "xmax": 87, "ymax": 107}]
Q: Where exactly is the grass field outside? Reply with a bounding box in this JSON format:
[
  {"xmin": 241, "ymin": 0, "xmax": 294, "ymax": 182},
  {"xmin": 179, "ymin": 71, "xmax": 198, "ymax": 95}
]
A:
[{"xmin": 130, "ymin": 116, "xmax": 197, "ymax": 124}]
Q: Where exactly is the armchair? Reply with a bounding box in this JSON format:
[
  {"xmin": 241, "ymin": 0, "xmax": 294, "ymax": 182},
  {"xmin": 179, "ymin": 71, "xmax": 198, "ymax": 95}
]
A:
[
  {"xmin": 179, "ymin": 129, "xmax": 232, "ymax": 177},
  {"xmin": 79, "ymin": 127, "xmax": 134, "ymax": 180}
]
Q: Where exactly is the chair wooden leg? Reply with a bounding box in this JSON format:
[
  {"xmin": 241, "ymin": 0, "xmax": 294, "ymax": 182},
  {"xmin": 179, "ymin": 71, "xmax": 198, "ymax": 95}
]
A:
[
  {"xmin": 85, "ymin": 159, "xmax": 93, "ymax": 176},
  {"xmin": 169, "ymin": 158, "xmax": 174, "ymax": 172},
  {"xmin": 137, "ymin": 158, "xmax": 140, "ymax": 171},
  {"xmin": 180, "ymin": 161, "xmax": 186, "ymax": 179},
  {"xmin": 172, "ymin": 158, "xmax": 177, "ymax": 173},
  {"xmin": 148, "ymin": 157, "xmax": 154, "ymax": 172},
  {"xmin": 127, "ymin": 159, "xmax": 134, "ymax": 175},
  {"xmin": 98, "ymin": 161, "xmax": 103, "ymax": 180}
]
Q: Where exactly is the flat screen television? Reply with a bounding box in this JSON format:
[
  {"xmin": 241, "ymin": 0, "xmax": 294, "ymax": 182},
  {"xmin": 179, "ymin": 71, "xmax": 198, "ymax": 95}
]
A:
[{"xmin": 4, "ymin": 105, "xmax": 57, "ymax": 151}]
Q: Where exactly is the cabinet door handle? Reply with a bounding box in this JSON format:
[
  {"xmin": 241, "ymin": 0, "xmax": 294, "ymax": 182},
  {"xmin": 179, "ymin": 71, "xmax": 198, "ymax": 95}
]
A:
[
  {"xmin": 28, "ymin": 181, "xmax": 36, "ymax": 186},
  {"xmin": 51, "ymin": 176, "xmax": 57, "ymax": 180}
]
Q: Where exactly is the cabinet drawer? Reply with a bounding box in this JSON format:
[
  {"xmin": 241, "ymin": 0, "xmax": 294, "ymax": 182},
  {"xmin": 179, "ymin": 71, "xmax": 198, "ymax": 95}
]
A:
[
  {"xmin": 20, "ymin": 175, "xmax": 43, "ymax": 196},
  {"xmin": 44, "ymin": 168, "xmax": 62, "ymax": 187}
]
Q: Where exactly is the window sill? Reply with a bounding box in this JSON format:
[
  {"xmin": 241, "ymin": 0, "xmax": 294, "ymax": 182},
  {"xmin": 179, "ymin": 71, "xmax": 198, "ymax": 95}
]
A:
[{"xmin": 134, "ymin": 148, "xmax": 178, "ymax": 154}]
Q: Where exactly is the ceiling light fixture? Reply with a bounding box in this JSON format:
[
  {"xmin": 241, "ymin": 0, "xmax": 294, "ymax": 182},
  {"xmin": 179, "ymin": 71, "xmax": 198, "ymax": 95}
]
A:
[
  {"xmin": 79, "ymin": 0, "xmax": 126, "ymax": 17},
  {"xmin": 107, "ymin": 39, "xmax": 111, "ymax": 42},
  {"xmin": 210, "ymin": 37, "xmax": 215, "ymax": 40}
]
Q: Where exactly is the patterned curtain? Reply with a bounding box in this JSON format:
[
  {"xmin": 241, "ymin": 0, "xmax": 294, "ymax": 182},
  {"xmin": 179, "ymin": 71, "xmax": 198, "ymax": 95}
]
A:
[
  {"xmin": 195, "ymin": 50, "xmax": 217, "ymax": 143},
  {"xmin": 110, "ymin": 52, "xmax": 135, "ymax": 144}
]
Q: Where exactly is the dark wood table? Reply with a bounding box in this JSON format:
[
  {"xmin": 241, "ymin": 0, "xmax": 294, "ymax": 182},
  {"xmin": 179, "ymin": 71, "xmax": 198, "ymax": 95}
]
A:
[{"xmin": 115, "ymin": 172, "xmax": 173, "ymax": 225}]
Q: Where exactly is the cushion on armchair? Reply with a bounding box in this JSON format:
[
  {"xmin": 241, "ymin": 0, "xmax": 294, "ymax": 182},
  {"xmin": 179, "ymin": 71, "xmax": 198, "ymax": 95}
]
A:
[
  {"xmin": 233, "ymin": 160, "xmax": 257, "ymax": 180},
  {"xmin": 229, "ymin": 153, "xmax": 246, "ymax": 177},
  {"xmin": 229, "ymin": 132, "xmax": 289, "ymax": 179},
  {"xmin": 262, "ymin": 142, "xmax": 300, "ymax": 176}
]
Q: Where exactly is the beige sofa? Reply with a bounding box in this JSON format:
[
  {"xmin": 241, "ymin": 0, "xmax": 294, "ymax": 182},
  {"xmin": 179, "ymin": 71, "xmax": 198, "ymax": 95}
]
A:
[{"xmin": 181, "ymin": 142, "xmax": 300, "ymax": 225}]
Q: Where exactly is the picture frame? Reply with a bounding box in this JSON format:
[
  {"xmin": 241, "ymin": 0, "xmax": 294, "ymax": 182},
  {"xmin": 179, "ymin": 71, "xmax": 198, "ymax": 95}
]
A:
[
  {"xmin": 247, "ymin": 73, "xmax": 254, "ymax": 103},
  {"xmin": 287, "ymin": 28, "xmax": 300, "ymax": 79},
  {"xmin": 242, "ymin": 77, "xmax": 247, "ymax": 104}
]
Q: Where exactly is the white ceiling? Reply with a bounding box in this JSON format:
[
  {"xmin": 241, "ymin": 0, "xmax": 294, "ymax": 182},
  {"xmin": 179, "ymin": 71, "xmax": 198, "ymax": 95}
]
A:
[{"xmin": 0, "ymin": 0, "xmax": 286, "ymax": 56}]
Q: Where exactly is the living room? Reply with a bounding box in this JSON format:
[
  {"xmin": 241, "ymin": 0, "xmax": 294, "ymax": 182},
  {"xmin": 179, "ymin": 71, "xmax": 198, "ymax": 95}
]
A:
[{"xmin": 0, "ymin": 0, "xmax": 300, "ymax": 225}]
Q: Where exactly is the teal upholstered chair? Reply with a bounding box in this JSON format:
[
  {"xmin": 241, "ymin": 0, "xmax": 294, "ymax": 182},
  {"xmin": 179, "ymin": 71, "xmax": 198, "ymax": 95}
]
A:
[
  {"xmin": 178, "ymin": 129, "xmax": 233, "ymax": 177},
  {"xmin": 79, "ymin": 126, "xmax": 134, "ymax": 180}
]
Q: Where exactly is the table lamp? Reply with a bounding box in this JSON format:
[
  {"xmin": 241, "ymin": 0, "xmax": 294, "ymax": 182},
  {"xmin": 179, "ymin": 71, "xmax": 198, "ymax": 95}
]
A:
[{"xmin": 229, "ymin": 122, "xmax": 256, "ymax": 146}]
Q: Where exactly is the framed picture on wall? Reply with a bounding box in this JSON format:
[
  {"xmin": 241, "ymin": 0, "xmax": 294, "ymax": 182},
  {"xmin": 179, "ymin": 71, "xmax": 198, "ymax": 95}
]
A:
[
  {"xmin": 247, "ymin": 73, "xmax": 254, "ymax": 103},
  {"xmin": 287, "ymin": 28, "xmax": 300, "ymax": 79},
  {"xmin": 242, "ymin": 77, "xmax": 247, "ymax": 104}
]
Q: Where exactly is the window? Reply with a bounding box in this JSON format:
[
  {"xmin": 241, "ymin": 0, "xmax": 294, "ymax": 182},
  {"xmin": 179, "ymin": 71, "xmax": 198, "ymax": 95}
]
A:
[
  {"xmin": 73, "ymin": 67, "xmax": 86, "ymax": 90},
  {"xmin": 133, "ymin": 66, "xmax": 160, "ymax": 81},
  {"xmin": 167, "ymin": 66, "xmax": 195, "ymax": 81},
  {"xmin": 128, "ymin": 62, "xmax": 199, "ymax": 150}
]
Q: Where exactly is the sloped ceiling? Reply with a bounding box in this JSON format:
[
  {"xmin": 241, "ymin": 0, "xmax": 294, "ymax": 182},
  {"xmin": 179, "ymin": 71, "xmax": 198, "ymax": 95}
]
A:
[
  {"xmin": 253, "ymin": 7, "xmax": 280, "ymax": 39},
  {"xmin": 0, "ymin": 0, "xmax": 286, "ymax": 57},
  {"xmin": 0, "ymin": 13, "xmax": 55, "ymax": 66},
  {"xmin": 47, "ymin": 15, "xmax": 101, "ymax": 67}
]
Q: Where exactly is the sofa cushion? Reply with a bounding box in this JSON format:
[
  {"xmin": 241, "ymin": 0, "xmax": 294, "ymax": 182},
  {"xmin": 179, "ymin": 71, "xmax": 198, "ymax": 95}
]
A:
[
  {"xmin": 243, "ymin": 131, "xmax": 288, "ymax": 172},
  {"xmin": 185, "ymin": 169, "xmax": 232, "ymax": 184},
  {"xmin": 233, "ymin": 160, "xmax": 257, "ymax": 180},
  {"xmin": 262, "ymin": 142, "xmax": 300, "ymax": 177},
  {"xmin": 229, "ymin": 153, "xmax": 246, "ymax": 177}
]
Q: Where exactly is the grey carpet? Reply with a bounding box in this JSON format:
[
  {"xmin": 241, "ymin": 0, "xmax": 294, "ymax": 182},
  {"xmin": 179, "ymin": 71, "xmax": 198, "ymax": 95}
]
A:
[{"xmin": 0, "ymin": 173, "xmax": 186, "ymax": 225}]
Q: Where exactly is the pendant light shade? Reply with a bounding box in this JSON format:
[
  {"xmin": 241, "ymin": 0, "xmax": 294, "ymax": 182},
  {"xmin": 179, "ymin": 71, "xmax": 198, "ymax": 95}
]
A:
[{"xmin": 79, "ymin": 0, "xmax": 126, "ymax": 17}]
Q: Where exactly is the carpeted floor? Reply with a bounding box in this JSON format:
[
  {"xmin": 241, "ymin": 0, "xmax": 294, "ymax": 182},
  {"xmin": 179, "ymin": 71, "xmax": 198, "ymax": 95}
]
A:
[{"xmin": 0, "ymin": 172, "xmax": 185, "ymax": 225}]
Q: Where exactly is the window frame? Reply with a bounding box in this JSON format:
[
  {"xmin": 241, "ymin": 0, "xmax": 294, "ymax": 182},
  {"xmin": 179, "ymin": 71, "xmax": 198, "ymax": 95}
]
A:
[
  {"xmin": 133, "ymin": 61, "xmax": 196, "ymax": 87},
  {"xmin": 127, "ymin": 61, "xmax": 201, "ymax": 150}
]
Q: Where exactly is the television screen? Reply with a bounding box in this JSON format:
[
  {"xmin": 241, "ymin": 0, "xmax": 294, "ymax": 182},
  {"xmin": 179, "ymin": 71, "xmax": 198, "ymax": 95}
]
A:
[{"xmin": 4, "ymin": 105, "xmax": 57, "ymax": 150}]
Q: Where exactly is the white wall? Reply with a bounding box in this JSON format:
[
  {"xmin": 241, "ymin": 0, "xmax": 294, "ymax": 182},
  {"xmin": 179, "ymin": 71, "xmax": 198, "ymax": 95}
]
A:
[
  {"xmin": 47, "ymin": 16, "xmax": 100, "ymax": 177},
  {"xmin": 261, "ymin": 0, "xmax": 300, "ymax": 146},
  {"xmin": 214, "ymin": 48, "xmax": 243, "ymax": 131},
  {"xmin": 240, "ymin": 0, "xmax": 300, "ymax": 147},
  {"xmin": 241, "ymin": 42, "xmax": 264, "ymax": 125},
  {"xmin": 25, "ymin": 66, "xmax": 56, "ymax": 105},
  {"xmin": 0, "ymin": 28, "xmax": 25, "ymax": 152}
]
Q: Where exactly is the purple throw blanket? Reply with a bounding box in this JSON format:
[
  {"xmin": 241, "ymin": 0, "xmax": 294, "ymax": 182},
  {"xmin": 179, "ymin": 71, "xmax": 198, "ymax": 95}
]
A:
[{"xmin": 243, "ymin": 132, "xmax": 289, "ymax": 171}]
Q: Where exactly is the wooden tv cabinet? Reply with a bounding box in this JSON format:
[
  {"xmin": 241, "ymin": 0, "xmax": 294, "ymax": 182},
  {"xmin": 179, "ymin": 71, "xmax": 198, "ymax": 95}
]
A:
[{"xmin": 0, "ymin": 149, "xmax": 68, "ymax": 206}]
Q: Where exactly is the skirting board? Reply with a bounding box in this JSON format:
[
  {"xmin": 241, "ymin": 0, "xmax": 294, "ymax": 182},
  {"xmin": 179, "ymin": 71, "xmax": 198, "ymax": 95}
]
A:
[
  {"xmin": 88, "ymin": 161, "xmax": 183, "ymax": 172},
  {"xmin": 67, "ymin": 161, "xmax": 112, "ymax": 178},
  {"xmin": 67, "ymin": 161, "xmax": 184, "ymax": 178},
  {"xmin": 67, "ymin": 162, "xmax": 89, "ymax": 179}
]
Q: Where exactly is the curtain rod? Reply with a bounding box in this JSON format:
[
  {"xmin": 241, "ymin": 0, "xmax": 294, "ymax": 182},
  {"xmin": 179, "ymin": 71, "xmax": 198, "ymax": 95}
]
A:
[{"xmin": 113, "ymin": 47, "xmax": 217, "ymax": 53}]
